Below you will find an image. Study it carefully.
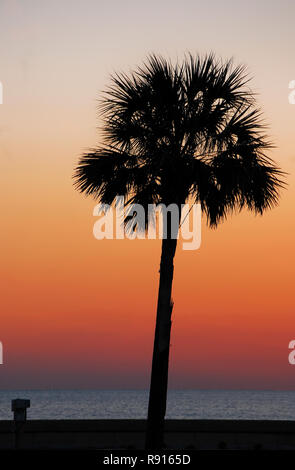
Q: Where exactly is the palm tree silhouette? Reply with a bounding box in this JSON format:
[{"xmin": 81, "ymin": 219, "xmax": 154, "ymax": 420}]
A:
[{"xmin": 74, "ymin": 54, "xmax": 284, "ymax": 449}]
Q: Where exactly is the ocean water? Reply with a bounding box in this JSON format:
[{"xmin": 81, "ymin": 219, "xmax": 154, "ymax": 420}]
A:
[{"xmin": 1, "ymin": 389, "xmax": 295, "ymax": 421}]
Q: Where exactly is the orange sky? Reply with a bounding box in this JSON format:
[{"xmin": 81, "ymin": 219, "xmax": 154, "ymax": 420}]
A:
[{"xmin": 0, "ymin": 0, "xmax": 295, "ymax": 389}]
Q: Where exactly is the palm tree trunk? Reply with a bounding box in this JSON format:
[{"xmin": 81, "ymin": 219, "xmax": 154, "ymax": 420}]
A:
[{"xmin": 145, "ymin": 225, "xmax": 178, "ymax": 449}]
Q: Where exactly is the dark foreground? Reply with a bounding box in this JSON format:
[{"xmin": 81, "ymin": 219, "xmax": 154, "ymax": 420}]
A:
[{"xmin": 1, "ymin": 419, "xmax": 295, "ymax": 452}]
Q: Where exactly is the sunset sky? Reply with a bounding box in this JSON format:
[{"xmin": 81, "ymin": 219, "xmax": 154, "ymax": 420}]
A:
[{"xmin": 0, "ymin": 0, "xmax": 295, "ymax": 390}]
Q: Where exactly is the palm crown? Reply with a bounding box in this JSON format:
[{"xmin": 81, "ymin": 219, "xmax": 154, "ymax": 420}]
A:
[{"xmin": 74, "ymin": 54, "xmax": 284, "ymax": 227}]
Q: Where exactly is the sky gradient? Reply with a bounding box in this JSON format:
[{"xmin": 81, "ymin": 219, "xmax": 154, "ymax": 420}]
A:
[{"xmin": 0, "ymin": 0, "xmax": 295, "ymax": 389}]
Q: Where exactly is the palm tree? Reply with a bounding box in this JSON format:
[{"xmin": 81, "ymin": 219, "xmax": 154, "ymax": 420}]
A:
[{"xmin": 73, "ymin": 54, "xmax": 284, "ymax": 449}]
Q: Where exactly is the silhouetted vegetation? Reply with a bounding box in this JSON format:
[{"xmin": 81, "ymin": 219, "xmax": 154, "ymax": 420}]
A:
[{"xmin": 74, "ymin": 53, "xmax": 285, "ymax": 449}]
